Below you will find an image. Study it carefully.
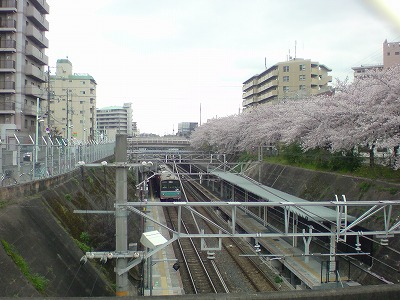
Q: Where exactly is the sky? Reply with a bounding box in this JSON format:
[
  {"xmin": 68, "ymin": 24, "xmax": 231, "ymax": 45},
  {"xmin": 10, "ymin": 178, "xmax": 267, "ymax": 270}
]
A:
[{"xmin": 45, "ymin": 0, "xmax": 400, "ymax": 136}]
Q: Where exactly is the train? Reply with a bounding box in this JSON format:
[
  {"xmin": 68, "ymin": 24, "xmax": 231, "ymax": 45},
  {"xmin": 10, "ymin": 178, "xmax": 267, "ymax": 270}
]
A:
[{"xmin": 158, "ymin": 165, "xmax": 181, "ymax": 201}]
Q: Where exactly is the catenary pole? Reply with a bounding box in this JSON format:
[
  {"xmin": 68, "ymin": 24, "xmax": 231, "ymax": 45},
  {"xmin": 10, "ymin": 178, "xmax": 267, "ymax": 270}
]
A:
[{"xmin": 115, "ymin": 134, "xmax": 129, "ymax": 296}]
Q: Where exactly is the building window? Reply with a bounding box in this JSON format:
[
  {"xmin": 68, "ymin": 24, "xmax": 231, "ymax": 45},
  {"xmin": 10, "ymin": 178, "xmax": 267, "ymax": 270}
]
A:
[
  {"xmin": 395, "ymin": 52, "xmax": 399, "ymax": 55},
  {"xmin": 283, "ymin": 86, "xmax": 289, "ymax": 93},
  {"xmin": 299, "ymin": 64, "xmax": 306, "ymax": 71},
  {"xmin": 299, "ymin": 75, "xmax": 306, "ymax": 81},
  {"xmin": 387, "ymin": 52, "xmax": 390, "ymax": 56},
  {"xmin": 299, "ymin": 85, "xmax": 306, "ymax": 90},
  {"xmin": 283, "ymin": 66, "xmax": 289, "ymax": 72},
  {"xmin": 283, "ymin": 76, "xmax": 289, "ymax": 82}
]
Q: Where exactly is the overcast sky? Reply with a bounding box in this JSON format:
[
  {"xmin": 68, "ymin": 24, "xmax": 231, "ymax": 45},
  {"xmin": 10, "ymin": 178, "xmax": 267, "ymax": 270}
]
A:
[{"xmin": 46, "ymin": 0, "xmax": 400, "ymax": 136}]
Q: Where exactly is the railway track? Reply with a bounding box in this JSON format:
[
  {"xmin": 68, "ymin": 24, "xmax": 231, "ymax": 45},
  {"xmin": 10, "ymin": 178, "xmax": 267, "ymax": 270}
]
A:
[
  {"xmin": 155, "ymin": 163, "xmax": 278, "ymax": 293},
  {"xmin": 181, "ymin": 176, "xmax": 280, "ymax": 292},
  {"xmin": 164, "ymin": 205, "xmax": 229, "ymax": 294}
]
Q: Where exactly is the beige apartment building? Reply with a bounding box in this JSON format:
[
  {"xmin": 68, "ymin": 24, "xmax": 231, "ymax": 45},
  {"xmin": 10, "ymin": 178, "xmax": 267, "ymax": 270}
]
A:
[
  {"xmin": 50, "ymin": 59, "xmax": 97, "ymax": 142},
  {"xmin": 0, "ymin": 0, "xmax": 49, "ymax": 143},
  {"xmin": 242, "ymin": 58, "xmax": 332, "ymax": 109}
]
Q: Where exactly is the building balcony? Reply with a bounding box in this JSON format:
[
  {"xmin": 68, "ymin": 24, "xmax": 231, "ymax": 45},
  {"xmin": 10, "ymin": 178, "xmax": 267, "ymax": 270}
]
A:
[
  {"xmin": 25, "ymin": 44, "xmax": 48, "ymax": 65},
  {"xmin": 30, "ymin": 0, "xmax": 49, "ymax": 14},
  {"xmin": 242, "ymin": 88, "xmax": 257, "ymax": 98},
  {"xmin": 311, "ymin": 77, "xmax": 320, "ymax": 86},
  {"xmin": 0, "ymin": 59, "xmax": 15, "ymax": 72},
  {"xmin": 257, "ymin": 89, "xmax": 278, "ymax": 102},
  {"xmin": 0, "ymin": 19, "xmax": 16, "ymax": 32},
  {"xmin": 243, "ymin": 79, "xmax": 258, "ymax": 91},
  {"xmin": 0, "ymin": 80, "xmax": 15, "ymax": 93},
  {"xmin": 0, "ymin": 39, "xmax": 16, "ymax": 52},
  {"xmin": 26, "ymin": 5, "xmax": 49, "ymax": 31},
  {"xmin": 242, "ymin": 96, "xmax": 257, "ymax": 107},
  {"xmin": 24, "ymin": 85, "xmax": 44, "ymax": 98},
  {"xmin": 0, "ymin": 0, "xmax": 17, "ymax": 12},
  {"xmin": 258, "ymin": 80, "xmax": 278, "ymax": 93},
  {"xmin": 25, "ymin": 64, "xmax": 47, "ymax": 82},
  {"xmin": 258, "ymin": 69, "xmax": 278, "ymax": 85},
  {"xmin": 0, "ymin": 96, "xmax": 15, "ymax": 113},
  {"xmin": 26, "ymin": 25, "xmax": 49, "ymax": 48},
  {"xmin": 22, "ymin": 106, "xmax": 36, "ymax": 117}
]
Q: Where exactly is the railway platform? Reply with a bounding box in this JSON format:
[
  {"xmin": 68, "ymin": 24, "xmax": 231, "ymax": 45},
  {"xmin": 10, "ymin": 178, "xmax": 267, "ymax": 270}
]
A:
[
  {"xmin": 210, "ymin": 170, "xmax": 357, "ymax": 290},
  {"xmin": 143, "ymin": 196, "xmax": 185, "ymax": 296}
]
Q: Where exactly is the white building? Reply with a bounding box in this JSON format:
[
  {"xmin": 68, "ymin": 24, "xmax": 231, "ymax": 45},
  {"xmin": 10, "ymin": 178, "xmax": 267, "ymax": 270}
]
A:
[{"xmin": 96, "ymin": 103, "xmax": 133, "ymax": 140}]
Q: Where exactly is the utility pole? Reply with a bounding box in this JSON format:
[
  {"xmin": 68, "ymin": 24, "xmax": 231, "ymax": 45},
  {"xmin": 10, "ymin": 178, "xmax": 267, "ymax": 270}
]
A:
[
  {"xmin": 47, "ymin": 65, "xmax": 51, "ymax": 129},
  {"xmin": 115, "ymin": 134, "xmax": 129, "ymax": 296},
  {"xmin": 66, "ymin": 90, "xmax": 69, "ymax": 141}
]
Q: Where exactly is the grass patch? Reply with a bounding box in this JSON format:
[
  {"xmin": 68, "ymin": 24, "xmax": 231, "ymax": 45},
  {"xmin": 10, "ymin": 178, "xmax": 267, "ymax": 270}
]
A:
[
  {"xmin": 359, "ymin": 182, "xmax": 372, "ymax": 193},
  {"xmin": 74, "ymin": 231, "xmax": 92, "ymax": 253},
  {"xmin": 64, "ymin": 193, "xmax": 72, "ymax": 202},
  {"xmin": 274, "ymin": 275, "xmax": 283, "ymax": 283},
  {"xmin": 1, "ymin": 239, "xmax": 48, "ymax": 293}
]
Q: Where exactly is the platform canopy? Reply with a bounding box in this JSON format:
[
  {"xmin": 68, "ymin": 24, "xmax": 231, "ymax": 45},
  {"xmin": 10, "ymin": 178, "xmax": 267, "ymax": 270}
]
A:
[{"xmin": 211, "ymin": 171, "xmax": 355, "ymax": 223}]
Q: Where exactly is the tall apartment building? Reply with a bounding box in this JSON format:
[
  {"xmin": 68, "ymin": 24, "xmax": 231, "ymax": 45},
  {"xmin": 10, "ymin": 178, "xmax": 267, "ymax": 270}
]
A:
[
  {"xmin": 353, "ymin": 40, "xmax": 400, "ymax": 78},
  {"xmin": 50, "ymin": 59, "xmax": 97, "ymax": 142},
  {"xmin": 242, "ymin": 58, "xmax": 332, "ymax": 109},
  {"xmin": 96, "ymin": 103, "xmax": 133, "ymax": 140},
  {"xmin": 0, "ymin": 0, "xmax": 49, "ymax": 143}
]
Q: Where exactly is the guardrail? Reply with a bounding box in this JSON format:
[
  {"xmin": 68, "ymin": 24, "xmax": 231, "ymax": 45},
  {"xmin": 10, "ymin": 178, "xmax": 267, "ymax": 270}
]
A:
[{"xmin": 0, "ymin": 137, "xmax": 115, "ymax": 186}]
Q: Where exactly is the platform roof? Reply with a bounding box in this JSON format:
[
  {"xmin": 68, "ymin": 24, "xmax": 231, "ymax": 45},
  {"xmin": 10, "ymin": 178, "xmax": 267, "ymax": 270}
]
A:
[{"xmin": 211, "ymin": 171, "xmax": 355, "ymax": 223}]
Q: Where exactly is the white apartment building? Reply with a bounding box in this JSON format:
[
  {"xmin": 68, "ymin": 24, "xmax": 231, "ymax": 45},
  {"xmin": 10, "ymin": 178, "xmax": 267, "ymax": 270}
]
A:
[
  {"xmin": 50, "ymin": 59, "xmax": 97, "ymax": 142},
  {"xmin": 242, "ymin": 58, "xmax": 332, "ymax": 109},
  {"xmin": 96, "ymin": 103, "xmax": 133, "ymax": 140},
  {"xmin": 0, "ymin": 0, "xmax": 49, "ymax": 143}
]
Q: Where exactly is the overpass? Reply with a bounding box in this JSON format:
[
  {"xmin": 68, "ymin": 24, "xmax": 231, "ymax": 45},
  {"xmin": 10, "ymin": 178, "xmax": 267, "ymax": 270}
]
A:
[{"xmin": 128, "ymin": 136, "xmax": 191, "ymax": 150}]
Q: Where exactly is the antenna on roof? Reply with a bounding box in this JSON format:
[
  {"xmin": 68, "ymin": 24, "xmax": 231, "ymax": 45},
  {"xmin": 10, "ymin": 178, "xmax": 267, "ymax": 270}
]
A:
[{"xmin": 295, "ymin": 40, "xmax": 297, "ymax": 59}]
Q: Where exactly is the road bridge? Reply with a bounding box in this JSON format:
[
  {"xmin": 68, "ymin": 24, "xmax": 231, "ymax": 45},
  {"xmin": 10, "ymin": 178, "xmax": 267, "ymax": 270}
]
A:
[{"xmin": 128, "ymin": 136, "xmax": 191, "ymax": 150}]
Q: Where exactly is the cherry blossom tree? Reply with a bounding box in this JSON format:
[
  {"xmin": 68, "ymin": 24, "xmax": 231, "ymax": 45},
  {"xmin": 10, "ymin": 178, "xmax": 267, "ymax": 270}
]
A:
[{"xmin": 190, "ymin": 64, "xmax": 400, "ymax": 168}]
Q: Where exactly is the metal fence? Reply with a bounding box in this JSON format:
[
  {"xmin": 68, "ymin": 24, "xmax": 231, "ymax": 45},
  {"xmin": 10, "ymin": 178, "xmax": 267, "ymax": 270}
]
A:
[{"xmin": 0, "ymin": 135, "xmax": 115, "ymax": 186}]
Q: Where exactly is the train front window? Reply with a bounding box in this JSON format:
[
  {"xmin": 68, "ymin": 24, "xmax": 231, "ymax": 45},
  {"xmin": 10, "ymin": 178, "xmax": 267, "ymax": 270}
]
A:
[{"xmin": 161, "ymin": 180, "xmax": 180, "ymax": 190}]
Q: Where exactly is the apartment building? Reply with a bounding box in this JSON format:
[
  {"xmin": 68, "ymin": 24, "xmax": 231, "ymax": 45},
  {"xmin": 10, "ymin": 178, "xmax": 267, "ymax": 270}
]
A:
[
  {"xmin": 242, "ymin": 58, "xmax": 332, "ymax": 109},
  {"xmin": 0, "ymin": 0, "xmax": 49, "ymax": 143},
  {"xmin": 50, "ymin": 59, "xmax": 97, "ymax": 142},
  {"xmin": 353, "ymin": 40, "xmax": 400, "ymax": 78},
  {"xmin": 96, "ymin": 103, "xmax": 133, "ymax": 140}
]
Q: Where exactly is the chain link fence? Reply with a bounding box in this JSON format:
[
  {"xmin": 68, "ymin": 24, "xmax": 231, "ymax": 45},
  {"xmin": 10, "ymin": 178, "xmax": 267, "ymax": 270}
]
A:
[{"xmin": 0, "ymin": 135, "xmax": 115, "ymax": 186}]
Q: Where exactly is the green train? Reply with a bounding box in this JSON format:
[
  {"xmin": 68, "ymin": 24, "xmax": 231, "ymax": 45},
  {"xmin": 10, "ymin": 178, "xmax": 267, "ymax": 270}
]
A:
[{"xmin": 158, "ymin": 168, "xmax": 181, "ymax": 202}]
